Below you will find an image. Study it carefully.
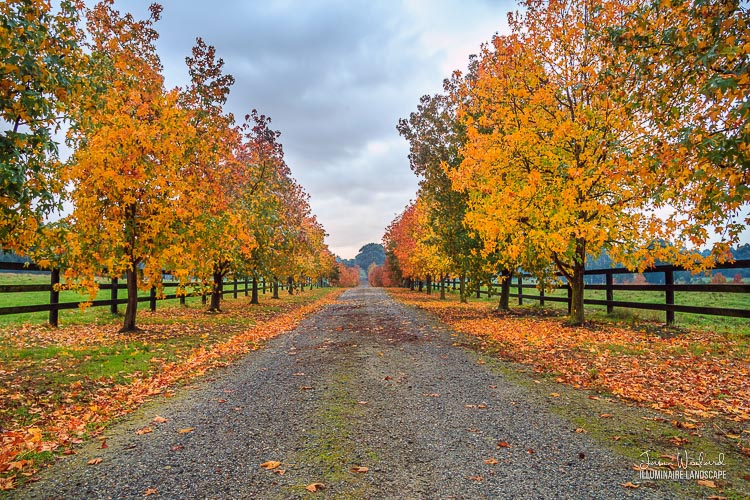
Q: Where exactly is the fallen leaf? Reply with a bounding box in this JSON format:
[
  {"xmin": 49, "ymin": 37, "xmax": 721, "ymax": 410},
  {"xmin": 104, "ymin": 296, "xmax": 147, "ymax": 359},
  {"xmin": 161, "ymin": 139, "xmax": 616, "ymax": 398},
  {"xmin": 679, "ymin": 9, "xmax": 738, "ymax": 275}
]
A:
[
  {"xmin": 87, "ymin": 458, "xmax": 103, "ymax": 465},
  {"xmin": 575, "ymin": 428, "xmax": 587, "ymax": 433},
  {"xmin": 620, "ymin": 482, "xmax": 640, "ymax": 489},
  {"xmin": 588, "ymin": 395, "xmax": 600, "ymax": 400},
  {"xmin": 0, "ymin": 477, "xmax": 15, "ymax": 491},
  {"xmin": 483, "ymin": 458, "xmax": 498, "ymax": 465},
  {"xmin": 217, "ymin": 399, "xmax": 227, "ymax": 403},
  {"xmin": 550, "ymin": 393, "xmax": 560, "ymax": 397},
  {"xmin": 144, "ymin": 488, "xmax": 157, "ymax": 496},
  {"xmin": 136, "ymin": 426, "xmax": 153, "ymax": 435},
  {"xmin": 274, "ymin": 469, "xmax": 286, "ymax": 475},
  {"xmin": 599, "ymin": 413, "xmax": 613, "ymax": 418},
  {"xmin": 706, "ymin": 496, "xmax": 727, "ymax": 500},
  {"xmin": 153, "ymin": 416, "xmax": 167, "ymax": 424},
  {"xmin": 578, "ymin": 452, "xmax": 585, "ymax": 460},
  {"xmin": 305, "ymin": 483, "xmax": 325, "ymax": 492},
  {"xmin": 350, "ymin": 466, "xmax": 369, "ymax": 473},
  {"xmin": 100, "ymin": 440, "xmax": 108, "ymax": 449},
  {"xmin": 528, "ymin": 449, "xmax": 535, "ymax": 454},
  {"xmin": 468, "ymin": 475, "xmax": 483, "ymax": 482},
  {"xmin": 613, "ymin": 436, "xmax": 621, "ymax": 441},
  {"xmin": 697, "ymin": 479, "xmax": 717, "ymax": 488},
  {"xmin": 742, "ymin": 474, "xmax": 750, "ymax": 481},
  {"xmin": 177, "ymin": 427, "xmax": 195, "ymax": 434},
  {"xmin": 423, "ymin": 393, "xmax": 441, "ymax": 397},
  {"xmin": 357, "ymin": 401, "xmax": 368, "ymax": 405},
  {"xmin": 477, "ymin": 359, "xmax": 486, "ymax": 365},
  {"xmin": 260, "ymin": 461, "xmax": 281, "ymax": 470},
  {"xmin": 170, "ymin": 445, "xmax": 184, "ymax": 451},
  {"xmin": 497, "ymin": 441, "xmax": 510, "ymax": 448},
  {"xmin": 300, "ymin": 386, "xmax": 314, "ymax": 390}
]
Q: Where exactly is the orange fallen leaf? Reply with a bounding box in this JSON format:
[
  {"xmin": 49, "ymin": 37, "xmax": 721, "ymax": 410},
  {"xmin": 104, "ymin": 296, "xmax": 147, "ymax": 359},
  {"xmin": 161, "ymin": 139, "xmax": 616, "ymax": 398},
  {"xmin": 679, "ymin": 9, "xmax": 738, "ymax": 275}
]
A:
[
  {"xmin": 100, "ymin": 440, "xmax": 109, "ymax": 449},
  {"xmin": 575, "ymin": 428, "xmax": 587, "ymax": 433},
  {"xmin": 0, "ymin": 477, "xmax": 15, "ymax": 491},
  {"xmin": 144, "ymin": 488, "xmax": 157, "ymax": 496},
  {"xmin": 153, "ymin": 416, "xmax": 167, "ymax": 424},
  {"xmin": 177, "ymin": 427, "xmax": 195, "ymax": 434},
  {"xmin": 599, "ymin": 413, "xmax": 613, "ymax": 418},
  {"xmin": 484, "ymin": 458, "xmax": 498, "ymax": 465},
  {"xmin": 468, "ymin": 475, "xmax": 483, "ymax": 482},
  {"xmin": 621, "ymin": 482, "xmax": 640, "ymax": 489},
  {"xmin": 260, "ymin": 461, "xmax": 281, "ymax": 470},
  {"xmin": 550, "ymin": 393, "xmax": 560, "ymax": 397},
  {"xmin": 612, "ymin": 436, "xmax": 621, "ymax": 441},
  {"xmin": 274, "ymin": 469, "xmax": 286, "ymax": 475},
  {"xmin": 87, "ymin": 458, "xmax": 103, "ymax": 465},
  {"xmin": 305, "ymin": 483, "xmax": 325, "ymax": 492},
  {"xmin": 136, "ymin": 426, "xmax": 153, "ymax": 435},
  {"xmin": 170, "ymin": 445, "xmax": 184, "ymax": 451},
  {"xmin": 706, "ymin": 496, "xmax": 728, "ymax": 500},
  {"xmin": 350, "ymin": 466, "xmax": 369, "ymax": 473},
  {"xmin": 300, "ymin": 386, "xmax": 314, "ymax": 390},
  {"xmin": 497, "ymin": 441, "xmax": 510, "ymax": 448},
  {"xmin": 217, "ymin": 399, "xmax": 227, "ymax": 403},
  {"xmin": 697, "ymin": 479, "xmax": 717, "ymax": 488}
]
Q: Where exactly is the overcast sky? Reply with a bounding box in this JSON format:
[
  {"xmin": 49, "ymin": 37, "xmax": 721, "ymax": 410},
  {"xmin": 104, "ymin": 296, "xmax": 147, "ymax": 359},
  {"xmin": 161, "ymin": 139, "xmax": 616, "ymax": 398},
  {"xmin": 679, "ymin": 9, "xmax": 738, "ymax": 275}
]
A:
[{"xmin": 123, "ymin": 0, "xmax": 515, "ymax": 259}]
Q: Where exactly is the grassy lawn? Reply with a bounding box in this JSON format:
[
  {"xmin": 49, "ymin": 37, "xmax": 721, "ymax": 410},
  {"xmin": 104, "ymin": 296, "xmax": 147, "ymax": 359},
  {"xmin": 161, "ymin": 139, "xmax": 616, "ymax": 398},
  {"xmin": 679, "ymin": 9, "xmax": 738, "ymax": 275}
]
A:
[
  {"xmin": 0, "ymin": 285, "xmax": 341, "ymax": 491},
  {"xmin": 0, "ymin": 272, "xmax": 277, "ymax": 326},
  {"xmin": 434, "ymin": 281, "xmax": 750, "ymax": 335}
]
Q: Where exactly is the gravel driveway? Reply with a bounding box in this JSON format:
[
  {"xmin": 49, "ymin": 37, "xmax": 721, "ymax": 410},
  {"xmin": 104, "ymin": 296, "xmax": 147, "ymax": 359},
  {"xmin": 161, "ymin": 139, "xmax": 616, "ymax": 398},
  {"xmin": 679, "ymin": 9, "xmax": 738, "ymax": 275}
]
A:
[{"xmin": 22, "ymin": 286, "xmax": 666, "ymax": 499}]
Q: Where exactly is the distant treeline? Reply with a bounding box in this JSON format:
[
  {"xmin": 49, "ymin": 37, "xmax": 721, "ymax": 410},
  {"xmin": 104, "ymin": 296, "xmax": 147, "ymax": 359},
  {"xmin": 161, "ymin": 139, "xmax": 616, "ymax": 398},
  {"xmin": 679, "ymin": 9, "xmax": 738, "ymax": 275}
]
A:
[{"xmin": 585, "ymin": 244, "xmax": 750, "ymax": 284}]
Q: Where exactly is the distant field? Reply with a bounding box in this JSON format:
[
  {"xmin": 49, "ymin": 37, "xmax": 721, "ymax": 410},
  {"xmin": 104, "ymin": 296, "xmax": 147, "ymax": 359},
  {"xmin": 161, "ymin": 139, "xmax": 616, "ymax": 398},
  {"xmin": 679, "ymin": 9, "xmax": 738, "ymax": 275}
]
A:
[
  {"xmin": 436, "ymin": 281, "xmax": 750, "ymax": 334},
  {"xmin": 0, "ymin": 272, "xmax": 269, "ymax": 326}
]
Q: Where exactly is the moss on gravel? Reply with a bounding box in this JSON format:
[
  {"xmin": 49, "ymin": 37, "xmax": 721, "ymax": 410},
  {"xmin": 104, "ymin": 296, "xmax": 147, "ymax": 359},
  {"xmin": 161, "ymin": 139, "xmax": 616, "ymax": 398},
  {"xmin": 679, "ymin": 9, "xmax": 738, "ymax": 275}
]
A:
[{"xmin": 289, "ymin": 364, "xmax": 378, "ymax": 498}]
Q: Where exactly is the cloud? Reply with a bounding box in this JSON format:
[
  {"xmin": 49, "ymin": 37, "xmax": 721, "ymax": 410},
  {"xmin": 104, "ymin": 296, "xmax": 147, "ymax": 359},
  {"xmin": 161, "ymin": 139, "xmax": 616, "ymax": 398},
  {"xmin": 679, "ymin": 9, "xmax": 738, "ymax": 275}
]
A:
[{"xmin": 129, "ymin": 0, "xmax": 514, "ymax": 258}]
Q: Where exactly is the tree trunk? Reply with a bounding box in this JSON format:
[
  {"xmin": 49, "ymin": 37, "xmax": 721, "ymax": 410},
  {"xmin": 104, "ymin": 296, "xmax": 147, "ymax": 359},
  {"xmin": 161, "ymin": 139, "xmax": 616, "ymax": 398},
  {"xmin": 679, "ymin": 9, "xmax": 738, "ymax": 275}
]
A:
[
  {"xmin": 251, "ymin": 276, "xmax": 259, "ymax": 304},
  {"xmin": 418, "ymin": 279, "xmax": 423, "ymax": 292},
  {"xmin": 426, "ymin": 275, "xmax": 432, "ymax": 295},
  {"xmin": 459, "ymin": 274, "xmax": 467, "ymax": 303},
  {"xmin": 439, "ymin": 273, "xmax": 446, "ymax": 300},
  {"xmin": 409, "ymin": 278, "xmax": 414, "ymax": 291},
  {"xmin": 498, "ymin": 269, "xmax": 513, "ymax": 311},
  {"xmin": 569, "ymin": 262, "xmax": 585, "ymax": 325},
  {"xmin": 273, "ymin": 277, "xmax": 280, "ymax": 299},
  {"xmin": 121, "ymin": 265, "xmax": 139, "ymax": 332},
  {"xmin": 209, "ymin": 271, "xmax": 223, "ymax": 311},
  {"xmin": 287, "ymin": 277, "xmax": 294, "ymax": 295}
]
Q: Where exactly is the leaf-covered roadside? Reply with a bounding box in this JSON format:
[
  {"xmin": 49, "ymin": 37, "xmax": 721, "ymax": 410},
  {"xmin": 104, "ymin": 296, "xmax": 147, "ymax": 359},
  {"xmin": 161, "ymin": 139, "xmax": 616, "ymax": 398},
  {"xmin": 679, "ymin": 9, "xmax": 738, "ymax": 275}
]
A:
[
  {"xmin": 388, "ymin": 289, "xmax": 750, "ymax": 442},
  {"xmin": 0, "ymin": 288, "xmax": 343, "ymax": 491}
]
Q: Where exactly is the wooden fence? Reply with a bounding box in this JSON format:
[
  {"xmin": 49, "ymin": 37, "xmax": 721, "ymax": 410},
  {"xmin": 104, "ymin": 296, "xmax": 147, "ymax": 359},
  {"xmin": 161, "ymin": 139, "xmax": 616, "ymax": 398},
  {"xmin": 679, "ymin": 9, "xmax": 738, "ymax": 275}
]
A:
[
  {"xmin": 436, "ymin": 259, "xmax": 750, "ymax": 324},
  {"xmin": 0, "ymin": 262, "xmax": 311, "ymax": 326}
]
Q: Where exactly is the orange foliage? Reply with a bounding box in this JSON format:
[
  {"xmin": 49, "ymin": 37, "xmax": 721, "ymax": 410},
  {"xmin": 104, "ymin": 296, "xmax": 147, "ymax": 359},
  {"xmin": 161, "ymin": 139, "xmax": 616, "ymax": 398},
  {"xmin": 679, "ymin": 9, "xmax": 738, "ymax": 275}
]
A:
[
  {"xmin": 368, "ymin": 260, "xmax": 398, "ymax": 287},
  {"xmin": 390, "ymin": 288, "xmax": 750, "ymax": 423},
  {"xmin": 332, "ymin": 263, "xmax": 360, "ymax": 288}
]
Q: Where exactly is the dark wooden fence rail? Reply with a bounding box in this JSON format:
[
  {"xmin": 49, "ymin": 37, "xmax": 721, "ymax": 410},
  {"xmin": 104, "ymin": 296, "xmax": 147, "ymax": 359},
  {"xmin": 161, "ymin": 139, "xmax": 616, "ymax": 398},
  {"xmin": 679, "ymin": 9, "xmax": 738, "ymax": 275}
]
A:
[
  {"xmin": 436, "ymin": 259, "xmax": 750, "ymax": 324},
  {"xmin": 0, "ymin": 262, "xmax": 312, "ymax": 326}
]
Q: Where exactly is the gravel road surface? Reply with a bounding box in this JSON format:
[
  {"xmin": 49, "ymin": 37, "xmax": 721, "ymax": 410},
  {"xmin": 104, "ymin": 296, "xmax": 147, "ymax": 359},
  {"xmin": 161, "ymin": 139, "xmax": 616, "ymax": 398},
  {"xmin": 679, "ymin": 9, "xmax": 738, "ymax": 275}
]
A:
[{"xmin": 22, "ymin": 286, "xmax": 666, "ymax": 499}]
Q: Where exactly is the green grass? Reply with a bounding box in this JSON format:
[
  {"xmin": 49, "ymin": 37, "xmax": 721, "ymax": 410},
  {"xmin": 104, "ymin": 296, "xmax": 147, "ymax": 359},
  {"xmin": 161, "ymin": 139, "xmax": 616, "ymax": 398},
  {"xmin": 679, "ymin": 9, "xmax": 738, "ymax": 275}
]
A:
[
  {"xmin": 443, "ymin": 282, "xmax": 750, "ymax": 334},
  {"xmin": 0, "ymin": 271, "xmax": 283, "ymax": 326}
]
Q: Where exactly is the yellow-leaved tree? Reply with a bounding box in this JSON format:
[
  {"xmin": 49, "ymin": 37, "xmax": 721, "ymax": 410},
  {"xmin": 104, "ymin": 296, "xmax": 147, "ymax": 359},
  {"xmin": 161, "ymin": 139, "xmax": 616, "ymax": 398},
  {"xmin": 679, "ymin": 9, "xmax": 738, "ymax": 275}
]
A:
[
  {"xmin": 64, "ymin": 2, "xmax": 194, "ymax": 331},
  {"xmin": 452, "ymin": 0, "xmax": 663, "ymax": 325}
]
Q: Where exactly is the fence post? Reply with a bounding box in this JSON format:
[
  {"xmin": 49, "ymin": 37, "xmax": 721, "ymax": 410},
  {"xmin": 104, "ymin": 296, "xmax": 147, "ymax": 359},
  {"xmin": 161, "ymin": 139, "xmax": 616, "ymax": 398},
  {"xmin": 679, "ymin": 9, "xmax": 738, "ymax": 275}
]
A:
[
  {"xmin": 517, "ymin": 275, "xmax": 523, "ymax": 305},
  {"xmin": 262, "ymin": 278, "xmax": 266, "ymax": 294},
  {"xmin": 111, "ymin": 277, "xmax": 119, "ymax": 314},
  {"xmin": 606, "ymin": 272, "xmax": 614, "ymax": 314},
  {"xmin": 233, "ymin": 277, "xmax": 238, "ymax": 299},
  {"xmin": 150, "ymin": 286, "xmax": 157, "ymax": 312},
  {"xmin": 665, "ymin": 269, "xmax": 675, "ymax": 325},
  {"xmin": 476, "ymin": 282, "xmax": 481, "ymax": 299},
  {"xmin": 49, "ymin": 268, "xmax": 60, "ymax": 327}
]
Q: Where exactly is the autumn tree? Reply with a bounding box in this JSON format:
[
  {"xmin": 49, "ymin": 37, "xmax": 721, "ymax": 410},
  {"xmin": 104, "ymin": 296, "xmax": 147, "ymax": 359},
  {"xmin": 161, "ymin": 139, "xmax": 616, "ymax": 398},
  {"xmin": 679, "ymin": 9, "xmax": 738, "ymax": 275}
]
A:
[
  {"xmin": 398, "ymin": 90, "xmax": 483, "ymax": 302},
  {"xmin": 0, "ymin": 0, "xmax": 84, "ymax": 252},
  {"xmin": 452, "ymin": 0, "xmax": 664, "ymax": 325},
  {"xmin": 608, "ymin": 0, "xmax": 749, "ymax": 258},
  {"xmin": 64, "ymin": 2, "xmax": 193, "ymax": 331}
]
